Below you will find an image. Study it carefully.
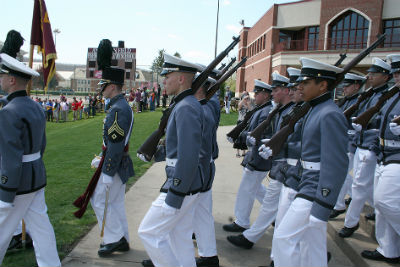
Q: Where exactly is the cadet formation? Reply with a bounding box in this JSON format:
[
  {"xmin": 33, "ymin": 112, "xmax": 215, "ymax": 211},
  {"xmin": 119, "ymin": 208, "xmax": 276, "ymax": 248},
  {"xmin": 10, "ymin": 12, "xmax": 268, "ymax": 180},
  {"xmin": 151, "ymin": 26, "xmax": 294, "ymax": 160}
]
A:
[{"xmin": 0, "ymin": 28, "xmax": 400, "ymax": 267}]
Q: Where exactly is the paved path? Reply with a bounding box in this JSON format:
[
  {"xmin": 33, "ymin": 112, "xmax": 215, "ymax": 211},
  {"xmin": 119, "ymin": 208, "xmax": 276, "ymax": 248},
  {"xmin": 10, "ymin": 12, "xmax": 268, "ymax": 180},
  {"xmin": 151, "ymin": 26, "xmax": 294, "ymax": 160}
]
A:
[{"xmin": 63, "ymin": 126, "xmax": 354, "ymax": 267}]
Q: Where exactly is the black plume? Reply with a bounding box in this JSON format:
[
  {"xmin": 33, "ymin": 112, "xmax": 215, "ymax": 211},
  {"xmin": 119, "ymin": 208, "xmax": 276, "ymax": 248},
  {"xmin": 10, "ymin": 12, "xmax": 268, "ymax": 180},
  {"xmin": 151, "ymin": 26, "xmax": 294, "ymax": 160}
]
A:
[
  {"xmin": 1, "ymin": 30, "xmax": 25, "ymax": 58},
  {"xmin": 97, "ymin": 39, "xmax": 113, "ymax": 71}
]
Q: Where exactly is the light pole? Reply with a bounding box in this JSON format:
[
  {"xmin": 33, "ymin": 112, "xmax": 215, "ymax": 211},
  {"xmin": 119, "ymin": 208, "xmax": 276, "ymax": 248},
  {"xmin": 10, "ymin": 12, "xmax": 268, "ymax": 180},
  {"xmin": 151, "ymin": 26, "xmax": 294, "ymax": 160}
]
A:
[
  {"xmin": 53, "ymin": 28, "xmax": 61, "ymax": 48},
  {"xmin": 214, "ymin": 0, "xmax": 220, "ymax": 58}
]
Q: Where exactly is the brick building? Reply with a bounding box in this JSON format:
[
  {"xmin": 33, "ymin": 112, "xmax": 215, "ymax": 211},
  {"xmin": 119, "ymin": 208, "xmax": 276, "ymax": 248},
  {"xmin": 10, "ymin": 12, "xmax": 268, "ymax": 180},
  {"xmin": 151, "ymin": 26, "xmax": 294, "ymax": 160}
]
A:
[{"xmin": 236, "ymin": 0, "xmax": 400, "ymax": 94}]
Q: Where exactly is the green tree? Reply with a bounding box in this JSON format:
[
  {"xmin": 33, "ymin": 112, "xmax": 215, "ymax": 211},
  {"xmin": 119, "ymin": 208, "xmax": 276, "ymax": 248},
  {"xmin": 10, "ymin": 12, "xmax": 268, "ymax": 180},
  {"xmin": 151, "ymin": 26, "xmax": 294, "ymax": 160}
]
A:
[
  {"xmin": 151, "ymin": 49, "xmax": 165, "ymax": 75},
  {"xmin": 173, "ymin": 52, "xmax": 181, "ymax": 58}
]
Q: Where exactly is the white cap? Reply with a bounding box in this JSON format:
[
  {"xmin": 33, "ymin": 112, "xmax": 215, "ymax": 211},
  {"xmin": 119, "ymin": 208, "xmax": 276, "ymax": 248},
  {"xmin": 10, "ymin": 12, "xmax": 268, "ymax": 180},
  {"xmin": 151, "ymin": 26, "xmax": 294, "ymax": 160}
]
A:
[
  {"xmin": 342, "ymin": 73, "xmax": 366, "ymax": 86},
  {"xmin": 297, "ymin": 57, "xmax": 343, "ymax": 81},
  {"xmin": 367, "ymin": 57, "xmax": 391, "ymax": 74},
  {"xmin": 0, "ymin": 53, "xmax": 39, "ymax": 78},
  {"xmin": 161, "ymin": 53, "xmax": 199, "ymax": 76},
  {"xmin": 287, "ymin": 67, "xmax": 301, "ymax": 87},
  {"xmin": 387, "ymin": 54, "xmax": 400, "ymax": 74},
  {"xmin": 271, "ymin": 71, "xmax": 290, "ymax": 87},
  {"xmin": 254, "ymin": 79, "xmax": 272, "ymax": 93}
]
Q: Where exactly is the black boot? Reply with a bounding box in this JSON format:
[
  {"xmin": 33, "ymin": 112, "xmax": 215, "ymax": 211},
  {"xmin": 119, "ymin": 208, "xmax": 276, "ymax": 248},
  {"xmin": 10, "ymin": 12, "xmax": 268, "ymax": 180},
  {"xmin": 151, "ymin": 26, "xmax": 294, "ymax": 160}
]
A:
[
  {"xmin": 142, "ymin": 259, "xmax": 154, "ymax": 267},
  {"xmin": 345, "ymin": 197, "xmax": 352, "ymax": 205},
  {"xmin": 8, "ymin": 233, "xmax": 33, "ymax": 250},
  {"xmin": 361, "ymin": 249, "xmax": 399, "ymax": 263},
  {"xmin": 329, "ymin": 209, "xmax": 346, "ymax": 219},
  {"xmin": 98, "ymin": 237, "xmax": 129, "ymax": 257},
  {"xmin": 196, "ymin": 256, "xmax": 219, "ymax": 267},
  {"xmin": 222, "ymin": 222, "xmax": 247, "ymax": 232},
  {"xmin": 338, "ymin": 223, "xmax": 359, "ymax": 238},
  {"xmin": 364, "ymin": 212, "xmax": 375, "ymax": 221},
  {"xmin": 227, "ymin": 234, "xmax": 254, "ymax": 249}
]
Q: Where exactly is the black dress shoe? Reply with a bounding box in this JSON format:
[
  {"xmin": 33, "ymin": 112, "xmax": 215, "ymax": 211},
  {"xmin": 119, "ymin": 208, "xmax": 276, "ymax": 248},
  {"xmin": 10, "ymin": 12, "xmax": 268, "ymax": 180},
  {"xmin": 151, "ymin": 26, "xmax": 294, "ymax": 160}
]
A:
[
  {"xmin": 364, "ymin": 212, "xmax": 375, "ymax": 221},
  {"xmin": 227, "ymin": 234, "xmax": 254, "ymax": 249},
  {"xmin": 361, "ymin": 249, "xmax": 400, "ymax": 263},
  {"xmin": 338, "ymin": 223, "xmax": 359, "ymax": 238},
  {"xmin": 192, "ymin": 233, "xmax": 196, "ymax": 240},
  {"xmin": 223, "ymin": 222, "xmax": 247, "ymax": 232},
  {"xmin": 329, "ymin": 209, "xmax": 346, "ymax": 219},
  {"xmin": 345, "ymin": 197, "xmax": 352, "ymax": 205},
  {"xmin": 7, "ymin": 233, "xmax": 33, "ymax": 250},
  {"xmin": 327, "ymin": 251, "xmax": 331, "ymax": 263},
  {"xmin": 196, "ymin": 255, "xmax": 219, "ymax": 267},
  {"xmin": 269, "ymin": 260, "xmax": 274, "ymax": 267},
  {"xmin": 142, "ymin": 259, "xmax": 155, "ymax": 267},
  {"xmin": 98, "ymin": 237, "xmax": 129, "ymax": 257}
]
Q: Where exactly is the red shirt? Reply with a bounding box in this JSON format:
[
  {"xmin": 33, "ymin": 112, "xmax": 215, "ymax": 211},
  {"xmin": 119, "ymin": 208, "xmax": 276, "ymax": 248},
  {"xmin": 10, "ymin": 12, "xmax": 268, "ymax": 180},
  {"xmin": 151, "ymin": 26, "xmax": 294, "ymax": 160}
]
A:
[{"xmin": 72, "ymin": 101, "xmax": 79, "ymax": 111}]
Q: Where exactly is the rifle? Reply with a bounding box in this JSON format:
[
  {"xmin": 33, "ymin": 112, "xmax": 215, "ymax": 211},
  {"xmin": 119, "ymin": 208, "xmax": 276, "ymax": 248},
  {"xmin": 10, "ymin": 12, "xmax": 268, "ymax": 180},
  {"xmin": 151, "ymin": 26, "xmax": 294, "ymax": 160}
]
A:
[
  {"xmin": 343, "ymin": 87, "xmax": 374, "ymax": 120},
  {"xmin": 265, "ymin": 34, "xmax": 386, "ymax": 157},
  {"xmin": 249, "ymin": 103, "xmax": 282, "ymax": 142},
  {"xmin": 218, "ymin": 63, "xmax": 226, "ymax": 71},
  {"xmin": 336, "ymin": 53, "xmax": 347, "ymax": 66},
  {"xmin": 137, "ymin": 36, "xmax": 240, "ymax": 161},
  {"xmin": 215, "ymin": 57, "xmax": 236, "ymax": 80},
  {"xmin": 392, "ymin": 115, "xmax": 400, "ymax": 125},
  {"xmin": 353, "ymin": 85, "xmax": 400, "ymax": 128}
]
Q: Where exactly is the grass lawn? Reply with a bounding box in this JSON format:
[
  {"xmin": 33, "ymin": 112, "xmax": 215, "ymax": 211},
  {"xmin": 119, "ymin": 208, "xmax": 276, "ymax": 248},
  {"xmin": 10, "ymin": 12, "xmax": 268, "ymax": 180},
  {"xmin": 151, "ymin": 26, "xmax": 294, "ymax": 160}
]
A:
[{"xmin": 2, "ymin": 107, "xmax": 238, "ymax": 267}]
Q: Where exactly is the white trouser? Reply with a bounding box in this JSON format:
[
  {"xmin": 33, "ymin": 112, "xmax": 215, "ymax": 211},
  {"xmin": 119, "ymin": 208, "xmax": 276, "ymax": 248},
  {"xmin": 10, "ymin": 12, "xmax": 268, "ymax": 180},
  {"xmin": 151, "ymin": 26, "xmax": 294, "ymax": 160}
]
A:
[
  {"xmin": 234, "ymin": 167, "xmax": 268, "ymax": 228},
  {"xmin": 193, "ymin": 190, "xmax": 217, "ymax": 257},
  {"xmin": 225, "ymin": 101, "xmax": 230, "ymax": 114},
  {"xmin": 0, "ymin": 189, "xmax": 60, "ymax": 267},
  {"xmin": 374, "ymin": 163, "xmax": 400, "ymax": 258},
  {"xmin": 138, "ymin": 192, "xmax": 199, "ymax": 267},
  {"xmin": 272, "ymin": 198, "xmax": 327, "ymax": 267},
  {"xmin": 90, "ymin": 173, "xmax": 129, "ymax": 244},
  {"xmin": 334, "ymin": 152, "xmax": 354, "ymax": 210},
  {"xmin": 344, "ymin": 148, "xmax": 376, "ymax": 228},
  {"xmin": 243, "ymin": 179, "xmax": 282, "ymax": 243}
]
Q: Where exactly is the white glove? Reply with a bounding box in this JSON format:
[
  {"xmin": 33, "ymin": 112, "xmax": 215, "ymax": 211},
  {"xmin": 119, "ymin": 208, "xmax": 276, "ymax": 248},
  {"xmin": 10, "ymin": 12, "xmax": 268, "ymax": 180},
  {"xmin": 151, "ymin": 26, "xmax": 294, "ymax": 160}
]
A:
[
  {"xmin": 102, "ymin": 173, "xmax": 113, "ymax": 187},
  {"xmin": 137, "ymin": 153, "xmax": 149, "ymax": 162},
  {"xmin": 389, "ymin": 122, "xmax": 400, "ymax": 135},
  {"xmin": 227, "ymin": 136, "xmax": 234, "ymax": 144},
  {"xmin": 161, "ymin": 201, "xmax": 177, "ymax": 216},
  {"xmin": 352, "ymin": 123, "xmax": 362, "ymax": 132},
  {"xmin": 261, "ymin": 138, "xmax": 270, "ymax": 144},
  {"xmin": 258, "ymin": 144, "xmax": 272, "ymax": 159},
  {"xmin": 91, "ymin": 155, "xmax": 101, "ymax": 168},
  {"xmin": 0, "ymin": 200, "xmax": 13, "ymax": 209},
  {"xmin": 247, "ymin": 134, "xmax": 256, "ymax": 146}
]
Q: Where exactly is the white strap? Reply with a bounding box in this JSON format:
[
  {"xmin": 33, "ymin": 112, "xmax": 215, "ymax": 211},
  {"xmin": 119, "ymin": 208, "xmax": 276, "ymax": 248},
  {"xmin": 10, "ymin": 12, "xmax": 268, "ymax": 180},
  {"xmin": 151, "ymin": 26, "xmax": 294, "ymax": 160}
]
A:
[
  {"xmin": 274, "ymin": 158, "xmax": 286, "ymax": 162},
  {"xmin": 380, "ymin": 138, "xmax": 400, "ymax": 148},
  {"xmin": 347, "ymin": 130, "xmax": 356, "ymax": 135},
  {"xmin": 22, "ymin": 152, "xmax": 41, "ymax": 162},
  {"xmin": 125, "ymin": 110, "xmax": 134, "ymax": 146},
  {"xmin": 301, "ymin": 160, "xmax": 320, "ymax": 171},
  {"xmin": 287, "ymin": 158, "xmax": 298, "ymax": 166},
  {"xmin": 166, "ymin": 158, "xmax": 177, "ymax": 167}
]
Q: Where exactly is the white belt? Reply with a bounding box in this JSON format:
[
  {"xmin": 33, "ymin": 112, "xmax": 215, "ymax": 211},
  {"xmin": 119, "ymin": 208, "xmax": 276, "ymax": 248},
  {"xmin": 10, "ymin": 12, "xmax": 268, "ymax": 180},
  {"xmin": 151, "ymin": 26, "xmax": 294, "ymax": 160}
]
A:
[
  {"xmin": 274, "ymin": 158, "xmax": 286, "ymax": 162},
  {"xmin": 287, "ymin": 158, "xmax": 298, "ymax": 166},
  {"xmin": 380, "ymin": 138, "xmax": 400, "ymax": 148},
  {"xmin": 301, "ymin": 160, "xmax": 320, "ymax": 171},
  {"xmin": 166, "ymin": 158, "xmax": 177, "ymax": 167},
  {"xmin": 22, "ymin": 152, "xmax": 41, "ymax": 162},
  {"xmin": 347, "ymin": 130, "xmax": 356, "ymax": 135}
]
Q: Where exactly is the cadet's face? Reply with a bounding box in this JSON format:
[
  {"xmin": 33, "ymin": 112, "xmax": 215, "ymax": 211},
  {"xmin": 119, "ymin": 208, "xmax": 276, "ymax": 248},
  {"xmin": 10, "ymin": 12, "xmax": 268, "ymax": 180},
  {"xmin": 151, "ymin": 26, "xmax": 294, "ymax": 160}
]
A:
[
  {"xmin": 367, "ymin": 72, "xmax": 388, "ymax": 88},
  {"xmin": 163, "ymin": 72, "xmax": 180, "ymax": 95},
  {"xmin": 0, "ymin": 74, "xmax": 10, "ymax": 92},
  {"xmin": 298, "ymin": 79, "xmax": 327, "ymax": 101},
  {"xmin": 289, "ymin": 86, "xmax": 302, "ymax": 103},
  {"xmin": 343, "ymin": 83, "xmax": 360, "ymax": 96},
  {"xmin": 254, "ymin": 91, "xmax": 269, "ymax": 105},
  {"xmin": 393, "ymin": 72, "xmax": 400, "ymax": 85},
  {"xmin": 271, "ymin": 86, "xmax": 287, "ymax": 104}
]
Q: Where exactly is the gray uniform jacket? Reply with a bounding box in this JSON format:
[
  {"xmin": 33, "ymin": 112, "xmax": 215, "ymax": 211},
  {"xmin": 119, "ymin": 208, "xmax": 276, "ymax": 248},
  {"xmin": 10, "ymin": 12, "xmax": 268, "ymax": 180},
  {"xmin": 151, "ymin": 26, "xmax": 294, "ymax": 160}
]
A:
[
  {"xmin": 339, "ymin": 93, "xmax": 359, "ymax": 154},
  {"xmin": 355, "ymin": 84, "xmax": 388, "ymax": 152},
  {"xmin": 102, "ymin": 94, "xmax": 134, "ymax": 184},
  {"xmin": 296, "ymin": 93, "xmax": 349, "ymax": 222},
  {"xmin": 378, "ymin": 92, "xmax": 400, "ymax": 164},
  {"xmin": 0, "ymin": 90, "xmax": 47, "ymax": 203},
  {"xmin": 241, "ymin": 101, "xmax": 273, "ymax": 172},
  {"xmin": 161, "ymin": 88, "xmax": 205, "ymax": 209},
  {"xmin": 208, "ymin": 95, "xmax": 221, "ymax": 160},
  {"xmin": 269, "ymin": 102, "xmax": 294, "ymax": 183}
]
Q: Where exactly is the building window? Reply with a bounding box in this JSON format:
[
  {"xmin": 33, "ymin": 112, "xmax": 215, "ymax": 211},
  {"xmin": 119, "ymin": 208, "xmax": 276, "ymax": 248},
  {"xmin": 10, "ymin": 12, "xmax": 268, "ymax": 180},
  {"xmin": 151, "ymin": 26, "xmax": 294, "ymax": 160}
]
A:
[
  {"xmin": 125, "ymin": 61, "xmax": 133, "ymax": 69},
  {"xmin": 384, "ymin": 18, "xmax": 400, "ymax": 47},
  {"xmin": 126, "ymin": 72, "xmax": 130, "ymax": 79},
  {"xmin": 89, "ymin": 70, "xmax": 94, "ymax": 77},
  {"xmin": 88, "ymin": 61, "xmax": 96, "ymax": 68},
  {"xmin": 329, "ymin": 11, "xmax": 369, "ymax": 50},
  {"xmin": 308, "ymin": 26, "xmax": 319, "ymax": 50},
  {"xmin": 263, "ymin": 34, "xmax": 266, "ymax": 50}
]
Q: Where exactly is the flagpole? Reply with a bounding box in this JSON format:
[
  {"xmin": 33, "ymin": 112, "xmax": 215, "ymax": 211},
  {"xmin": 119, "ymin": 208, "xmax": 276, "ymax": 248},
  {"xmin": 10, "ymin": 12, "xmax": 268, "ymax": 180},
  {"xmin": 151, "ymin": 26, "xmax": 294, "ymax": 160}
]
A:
[{"xmin": 27, "ymin": 44, "xmax": 35, "ymax": 96}]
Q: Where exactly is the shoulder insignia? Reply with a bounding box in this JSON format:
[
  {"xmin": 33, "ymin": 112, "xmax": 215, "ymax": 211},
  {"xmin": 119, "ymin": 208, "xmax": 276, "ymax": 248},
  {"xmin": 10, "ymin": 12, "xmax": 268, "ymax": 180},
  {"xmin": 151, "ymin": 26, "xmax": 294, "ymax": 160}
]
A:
[
  {"xmin": 173, "ymin": 178, "xmax": 181, "ymax": 187},
  {"xmin": 321, "ymin": 188, "xmax": 330, "ymax": 197},
  {"xmin": 1, "ymin": 175, "xmax": 8, "ymax": 184},
  {"xmin": 108, "ymin": 112, "xmax": 125, "ymax": 142}
]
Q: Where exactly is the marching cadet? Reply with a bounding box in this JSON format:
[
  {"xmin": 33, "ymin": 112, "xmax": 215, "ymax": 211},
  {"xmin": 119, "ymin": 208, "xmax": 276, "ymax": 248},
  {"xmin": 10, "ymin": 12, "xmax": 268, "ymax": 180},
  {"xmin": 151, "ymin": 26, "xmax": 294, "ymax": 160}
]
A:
[
  {"xmin": 90, "ymin": 39, "xmax": 135, "ymax": 257},
  {"xmin": 360, "ymin": 54, "xmax": 400, "ymax": 264},
  {"xmin": 0, "ymin": 52, "xmax": 60, "ymax": 265},
  {"xmin": 193, "ymin": 76, "xmax": 220, "ymax": 267},
  {"xmin": 138, "ymin": 54, "xmax": 203, "ymax": 267},
  {"xmin": 226, "ymin": 72, "xmax": 292, "ymax": 249},
  {"xmin": 339, "ymin": 58, "xmax": 391, "ymax": 238},
  {"xmin": 272, "ymin": 58, "xmax": 348, "ymax": 267},
  {"xmin": 223, "ymin": 80, "xmax": 273, "ymax": 233},
  {"xmin": 330, "ymin": 73, "xmax": 366, "ymax": 219}
]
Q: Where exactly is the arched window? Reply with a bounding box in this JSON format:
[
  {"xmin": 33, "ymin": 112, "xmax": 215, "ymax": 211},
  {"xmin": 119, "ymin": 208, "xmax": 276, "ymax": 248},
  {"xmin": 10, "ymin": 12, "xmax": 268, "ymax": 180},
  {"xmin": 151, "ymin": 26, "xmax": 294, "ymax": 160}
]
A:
[{"xmin": 329, "ymin": 11, "xmax": 369, "ymax": 49}]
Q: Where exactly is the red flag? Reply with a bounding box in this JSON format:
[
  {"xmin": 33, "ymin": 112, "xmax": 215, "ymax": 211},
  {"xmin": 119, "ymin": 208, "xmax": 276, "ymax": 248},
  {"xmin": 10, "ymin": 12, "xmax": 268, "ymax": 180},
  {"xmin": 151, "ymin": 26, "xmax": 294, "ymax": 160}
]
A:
[{"xmin": 30, "ymin": 0, "xmax": 57, "ymax": 92}]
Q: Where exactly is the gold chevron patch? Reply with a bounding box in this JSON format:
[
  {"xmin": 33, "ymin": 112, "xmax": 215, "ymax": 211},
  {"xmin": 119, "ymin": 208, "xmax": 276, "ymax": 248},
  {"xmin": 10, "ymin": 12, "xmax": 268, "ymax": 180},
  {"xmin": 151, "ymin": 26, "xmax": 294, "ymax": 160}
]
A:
[{"xmin": 108, "ymin": 112, "xmax": 125, "ymax": 142}]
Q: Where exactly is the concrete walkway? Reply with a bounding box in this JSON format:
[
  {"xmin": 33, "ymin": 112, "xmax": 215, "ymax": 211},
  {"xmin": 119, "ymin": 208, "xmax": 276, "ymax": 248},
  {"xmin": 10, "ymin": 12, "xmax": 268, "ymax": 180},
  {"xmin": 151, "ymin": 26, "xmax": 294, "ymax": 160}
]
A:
[{"xmin": 63, "ymin": 126, "xmax": 354, "ymax": 267}]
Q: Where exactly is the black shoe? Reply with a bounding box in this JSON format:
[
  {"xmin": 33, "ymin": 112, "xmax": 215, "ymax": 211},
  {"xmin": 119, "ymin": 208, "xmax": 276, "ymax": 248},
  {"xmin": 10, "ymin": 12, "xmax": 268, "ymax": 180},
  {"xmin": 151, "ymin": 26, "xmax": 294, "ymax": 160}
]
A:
[
  {"xmin": 361, "ymin": 249, "xmax": 400, "ymax": 263},
  {"xmin": 192, "ymin": 233, "xmax": 196, "ymax": 240},
  {"xmin": 142, "ymin": 259, "xmax": 155, "ymax": 267},
  {"xmin": 8, "ymin": 233, "xmax": 33, "ymax": 250},
  {"xmin": 329, "ymin": 209, "xmax": 346, "ymax": 219},
  {"xmin": 223, "ymin": 222, "xmax": 247, "ymax": 232},
  {"xmin": 271, "ymin": 221, "xmax": 275, "ymax": 227},
  {"xmin": 345, "ymin": 197, "xmax": 352, "ymax": 205},
  {"xmin": 196, "ymin": 256, "xmax": 219, "ymax": 267},
  {"xmin": 98, "ymin": 237, "xmax": 129, "ymax": 257},
  {"xmin": 364, "ymin": 212, "xmax": 375, "ymax": 221},
  {"xmin": 327, "ymin": 251, "xmax": 331, "ymax": 263},
  {"xmin": 338, "ymin": 223, "xmax": 359, "ymax": 238},
  {"xmin": 227, "ymin": 234, "xmax": 254, "ymax": 249},
  {"xmin": 269, "ymin": 260, "xmax": 274, "ymax": 267}
]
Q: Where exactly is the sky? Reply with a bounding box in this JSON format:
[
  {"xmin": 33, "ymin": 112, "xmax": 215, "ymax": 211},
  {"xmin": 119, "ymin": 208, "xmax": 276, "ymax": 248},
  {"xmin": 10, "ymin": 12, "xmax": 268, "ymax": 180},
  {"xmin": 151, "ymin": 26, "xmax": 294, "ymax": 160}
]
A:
[{"xmin": 2, "ymin": 0, "xmax": 295, "ymax": 69}]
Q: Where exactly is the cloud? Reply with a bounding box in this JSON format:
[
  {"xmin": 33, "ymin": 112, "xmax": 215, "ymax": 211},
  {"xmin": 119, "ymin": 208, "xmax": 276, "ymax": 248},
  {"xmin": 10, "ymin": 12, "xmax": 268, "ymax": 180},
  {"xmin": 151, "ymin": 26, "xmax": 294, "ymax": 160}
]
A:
[
  {"xmin": 226, "ymin": 24, "xmax": 241, "ymax": 34},
  {"xmin": 167, "ymin": 33, "xmax": 180, "ymax": 40},
  {"xmin": 223, "ymin": 0, "xmax": 231, "ymax": 5}
]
